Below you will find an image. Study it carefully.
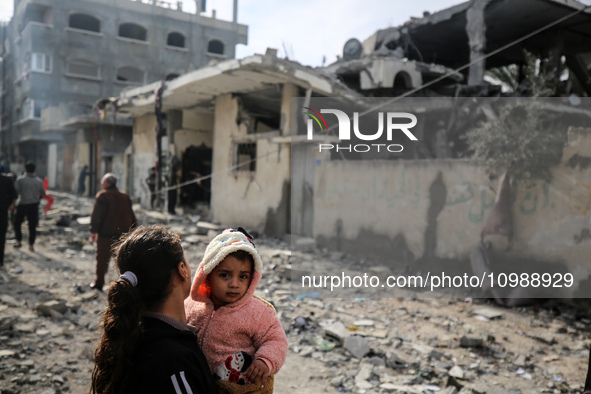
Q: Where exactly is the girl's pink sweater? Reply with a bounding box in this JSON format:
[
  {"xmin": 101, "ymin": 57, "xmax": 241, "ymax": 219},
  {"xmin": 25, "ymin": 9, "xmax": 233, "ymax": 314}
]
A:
[{"xmin": 184, "ymin": 265, "xmax": 288, "ymax": 375}]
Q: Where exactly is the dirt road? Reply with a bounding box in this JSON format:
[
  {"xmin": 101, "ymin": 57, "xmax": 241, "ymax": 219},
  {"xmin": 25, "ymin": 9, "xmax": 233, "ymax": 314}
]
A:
[{"xmin": 0, "ymin": 192, "xmax": 589, "ymax": 393}]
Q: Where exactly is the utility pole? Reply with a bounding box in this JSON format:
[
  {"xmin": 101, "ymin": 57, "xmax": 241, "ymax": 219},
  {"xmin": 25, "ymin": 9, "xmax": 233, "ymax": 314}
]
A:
[
  {"xmin": 467, "ymin": 0, "xmax": 492, "ymax": 86},
  {"xmin": 154, "ymin": 83, "xmax": 166, "ymax": 210}
]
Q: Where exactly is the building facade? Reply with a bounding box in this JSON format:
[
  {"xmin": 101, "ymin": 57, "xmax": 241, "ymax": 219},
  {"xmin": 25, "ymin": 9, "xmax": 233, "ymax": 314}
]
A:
[{"xmin": 0, "ymin": 0, "xmax": 247, "ymax": 193}]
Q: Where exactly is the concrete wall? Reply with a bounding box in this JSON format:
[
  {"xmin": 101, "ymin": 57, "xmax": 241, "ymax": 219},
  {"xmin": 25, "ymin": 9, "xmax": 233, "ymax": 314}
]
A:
[
  {"xmin": 132, "ymin": 110, "xmax": 215, "ymax": 208},
  {"xmin": 313, "ymin": 128, "xmax": 591, "ymax": 288},
  {"xmin": 210, "ymin": 93, "xmax": 290, "ymax": 234},
  {"xmin": 175, "ymin": 110, "xmax": 214, "ymax": 151},
  {"xmin": 131, "ymin": 113, "xmax": 156, "ymax": 206}
]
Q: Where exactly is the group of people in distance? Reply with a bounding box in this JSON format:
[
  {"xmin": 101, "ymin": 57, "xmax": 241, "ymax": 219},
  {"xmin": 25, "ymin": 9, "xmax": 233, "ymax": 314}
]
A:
[
  {"xmin": 0, "ymin": 161, "xmax": 46, "ymax": 266},
  {"xmin": 88, "ymin": 173, "xmax": 287, "ymax": 393}
]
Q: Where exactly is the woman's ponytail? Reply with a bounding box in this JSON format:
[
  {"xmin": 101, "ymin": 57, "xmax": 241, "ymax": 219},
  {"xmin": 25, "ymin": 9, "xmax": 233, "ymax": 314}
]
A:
[{"xmin": 91, "ymin": 278, "xmax": 142, "ymax": 394}]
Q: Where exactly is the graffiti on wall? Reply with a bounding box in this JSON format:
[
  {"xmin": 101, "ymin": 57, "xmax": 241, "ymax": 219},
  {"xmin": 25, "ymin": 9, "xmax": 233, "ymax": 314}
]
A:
[
  {"xmin": 446, "ymin": 181, "xmax": 559, "ymax": 223},
  {"xmin": 323, "ymin": 168, "xmax": 590, "ymax": 225}
]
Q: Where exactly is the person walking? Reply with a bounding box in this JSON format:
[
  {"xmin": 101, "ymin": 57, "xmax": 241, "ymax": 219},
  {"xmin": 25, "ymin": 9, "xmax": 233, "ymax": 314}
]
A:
[
  {"xmin": 90, "ymin": 173, "xmax": 136, "ymax": 291},
  {"xmin": 14, "ymin": 162, "xmax": 45, "ymax": 252},
  {"xmin": 0, "ymin": 173, "xmax": 17, "ymax": 266},
  {"xmin": 77, "ymin": 165, "xmax": 90, "ymax": 196},
  {"xmin": 167, "ymin": 160, "xmax": 180, "ymax": 215},
  {"xmin": 146, "ymin": 167, "xmax": 157, "ymax": 209}
]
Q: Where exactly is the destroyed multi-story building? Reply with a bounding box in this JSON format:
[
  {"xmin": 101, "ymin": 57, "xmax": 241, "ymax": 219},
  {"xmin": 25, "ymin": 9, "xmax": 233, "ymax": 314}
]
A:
[
  {"xmin": 0, "ymin": 0, "xmax": 247, "ymax": 194},
  {"xmin": 323, "ymin": 0, "xmax": 591, "ymax": 159},
  {"xmin": 117, "ymin": 0, "xmax": 591, "ymax": 297}
]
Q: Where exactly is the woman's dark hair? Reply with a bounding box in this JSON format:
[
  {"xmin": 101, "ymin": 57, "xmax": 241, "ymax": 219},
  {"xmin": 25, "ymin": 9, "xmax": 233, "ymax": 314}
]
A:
[{"xmin": 90, "ymin": 225, "xmax": 185, "ymax": 394}]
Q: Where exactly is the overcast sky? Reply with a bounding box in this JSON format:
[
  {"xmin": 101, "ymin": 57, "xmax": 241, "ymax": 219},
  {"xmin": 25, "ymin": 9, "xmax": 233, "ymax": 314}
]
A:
[{"xmin": 0, "ymin": 0, "xmax": 467, "ymax": 67}]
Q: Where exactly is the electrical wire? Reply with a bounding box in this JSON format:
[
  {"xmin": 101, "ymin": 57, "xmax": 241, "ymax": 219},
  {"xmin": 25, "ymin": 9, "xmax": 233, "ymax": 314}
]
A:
[
  {"xmin": 152, "ymin": 148, "xmax": 280, "ymax": 195},
  {"xmin": 352, "ymin": 2, "xmax": 591, "ymax": 118},
  {"xmin": 151, "ymin": 2, "xmax": 591, "ymax": 198}
]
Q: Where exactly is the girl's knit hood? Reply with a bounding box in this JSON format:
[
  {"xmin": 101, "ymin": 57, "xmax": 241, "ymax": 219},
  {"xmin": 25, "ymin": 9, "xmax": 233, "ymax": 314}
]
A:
[{"xmin": 189, "ymin": 228, "xmax": 263, "ymax": 306}]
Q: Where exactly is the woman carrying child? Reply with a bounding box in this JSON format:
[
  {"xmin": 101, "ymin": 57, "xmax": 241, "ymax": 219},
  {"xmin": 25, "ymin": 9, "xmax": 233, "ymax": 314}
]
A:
[{"xmin": 91, "ymin": 225, "xmax": 216, "ymax": 394}]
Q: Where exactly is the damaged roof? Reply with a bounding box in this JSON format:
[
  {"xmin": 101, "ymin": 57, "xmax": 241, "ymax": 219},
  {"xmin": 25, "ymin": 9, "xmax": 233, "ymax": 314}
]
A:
[
  {"xmin": 118, "ymin": 55, "xmax": 360, "ymax": 116},
  {"xmin": 365, "ymin": 0, "xmax": 591, "ymax": 69}
]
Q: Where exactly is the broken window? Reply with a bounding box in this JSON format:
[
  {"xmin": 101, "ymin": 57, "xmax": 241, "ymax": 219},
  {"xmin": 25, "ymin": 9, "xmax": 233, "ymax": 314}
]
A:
[
  {"xmin": 20, "ymin": 98, "xmax": 48, "ymax": 120},
  {"xmin": 68, "ymin": 14, "xmax": 100, "ymax": 33},
  {"xmin": 234, "ymin": 89, "xmax": 282, "ymax": 133},
  {"xmin": 67, "ymin": 59, "xmax": 100, "ymax": 78},
  {"xmin": 234, "ymin": 142, "xmax": 256, "ymax": 172},
  {"xmin": 33, "ymin": 101, "xmax": 49, "ymax": 118},
  {"xmin": 207, "ymin": 39, "xmax": 224, "ymax": 55},
  {"xmin": 167, "ymin": 32, "xmax": 185, "ymax": 48},
  {"xmin": 116, "ymin": 66, "xmax": 144, "ymax": 83},
  {"xmin": 118, "ymin": 23, "xmax": 147, "ymax": 41}
]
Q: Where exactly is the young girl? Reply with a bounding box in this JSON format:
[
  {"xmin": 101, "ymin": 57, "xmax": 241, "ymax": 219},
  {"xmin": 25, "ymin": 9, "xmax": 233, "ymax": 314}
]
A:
[
  {"xmin": 91, "ymin": 225, "xmax": 216, "ymax": 394},
  {"xmin": 184, "ymin": 228, "xmax": 288, "ymax": 393}
]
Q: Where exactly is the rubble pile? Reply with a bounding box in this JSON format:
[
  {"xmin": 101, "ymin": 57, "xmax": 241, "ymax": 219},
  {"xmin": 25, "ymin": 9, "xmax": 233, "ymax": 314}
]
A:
[{"xmin": 0, "ymin": 192, "xmax": 590, "ymax": 393}]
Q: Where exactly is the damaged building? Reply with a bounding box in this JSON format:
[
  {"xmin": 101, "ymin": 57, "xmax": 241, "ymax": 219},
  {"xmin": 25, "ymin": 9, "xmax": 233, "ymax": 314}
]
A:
[
  {"xmin": 322, "ymin": 0, "xmax": 591, "ymax": 159},
  {"xmin": 0, "ymin": 0, "xmax": 247, "ymax": 194},
  {"xmin": 118, "ymin": 53, "xmax": 359, "ymax": 234},
  {"xmin": 117, "ymin": 0, "xmax": 591, "ymax": 296}
]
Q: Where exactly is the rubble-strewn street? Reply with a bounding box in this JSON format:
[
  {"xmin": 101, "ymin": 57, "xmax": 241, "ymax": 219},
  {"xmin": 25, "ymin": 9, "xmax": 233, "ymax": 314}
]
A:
[{"xmin": 0, "ymin": 192, "xmax": 590, "ymax": 393}]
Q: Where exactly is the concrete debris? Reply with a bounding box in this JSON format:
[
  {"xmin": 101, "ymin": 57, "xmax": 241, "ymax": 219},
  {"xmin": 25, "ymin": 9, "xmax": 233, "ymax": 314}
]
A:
[
  {"xmin": 323, "ymin": 321, "xmax": 350, "ymax": 343},
  {"xmin": 344, "ymin": 336, "xmax": 371, "ymax": 358},
  {"xmin": 472, "ymin": 308, "xmax": 503, "ymax": 320},
  {"xmin": 0, "ymin": 294, "xmax": 21, "ymax": 307},
  {"xmin": 0, "ymin": 350, "xmax": 16, "ymax": 358},
  {"xmin": 195, "ymin": 220, "xmax": 222, "ymax": 235},
  {"xmin": 10, "ymin": 266, "xmax": 23, "ymax": 274},
  {"xmin": 292, "ymin": 237, "xmax": 317, "ymax": 252},
  {"xmin": 353, "ymin": 319, "xmax": 375, "ymax": 327},
  {"xmin": 448, "ymin": 365, "xmax": 464, "ymax": 379},
  {"xmin": 460, "ymin": 335, "xmax": 485, "ymax": 348},
  {"xmin": 385, "ymin": 350, "xmax": 409, "ymax": 368},
  {"xmin": 0, "ymin": 192, "xmax": 588, "ymax": 393},
  {"xmin": 36, "ymin": 300, "xmax": 68, "ymax": 317},
  {"xmin": 528, "ymin": 332, "xmax": 557, "ymax": 345},
  {"xmin": 513, "ymin": 354, "xmax": 527, "ymax": 367}
]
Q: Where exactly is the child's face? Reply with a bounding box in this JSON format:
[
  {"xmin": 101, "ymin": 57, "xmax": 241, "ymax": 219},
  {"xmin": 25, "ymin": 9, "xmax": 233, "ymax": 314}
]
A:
[{"xmin": 208, "ymin": 255, "xmax": 253, "ymax": 306}]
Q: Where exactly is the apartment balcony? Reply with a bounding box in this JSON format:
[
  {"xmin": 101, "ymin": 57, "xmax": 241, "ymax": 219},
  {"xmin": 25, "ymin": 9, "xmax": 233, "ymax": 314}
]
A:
[{"xmin": 41, "ymin": 103, "xmax": 132, "ymax": 134}]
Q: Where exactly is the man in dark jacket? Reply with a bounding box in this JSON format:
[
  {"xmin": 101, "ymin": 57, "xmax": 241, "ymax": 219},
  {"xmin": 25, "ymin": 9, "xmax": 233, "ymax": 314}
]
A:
[
  {"xmin": 89, "ymin": 173, "xmax": 136, "ymax": 290},
  {"xmin": 0, "ymin": 174, "xmax": 17, "ymax": 266}
]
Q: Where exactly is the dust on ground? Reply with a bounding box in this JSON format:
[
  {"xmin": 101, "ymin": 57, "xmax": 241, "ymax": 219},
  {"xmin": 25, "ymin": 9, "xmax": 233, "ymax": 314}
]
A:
[{"xmin": 0, "ymin": 192, "xmax": 590, "ymax": 393}]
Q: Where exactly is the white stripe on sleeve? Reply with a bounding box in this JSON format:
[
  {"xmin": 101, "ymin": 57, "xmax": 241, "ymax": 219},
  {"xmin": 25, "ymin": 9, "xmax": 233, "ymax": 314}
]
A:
[
  {"xmin": 180, "ymin": 371, "xmax": 194, "ymax": 394},
  {"xmin": 170, "ymin": 374, "xmax": 183, "ymax": 394}
]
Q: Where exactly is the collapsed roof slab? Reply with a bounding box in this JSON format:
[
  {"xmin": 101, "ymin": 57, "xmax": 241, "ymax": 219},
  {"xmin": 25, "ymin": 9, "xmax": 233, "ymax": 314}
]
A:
[
  {"xmin": 365, "ymin": 0, "xmax": 591, "ymax": 70},
  {"xmin": 322, "ymin": 55, "xmax": 463, "ymax": 91},
  {"xmin": 118, "ymin": 55, "xmax": 360, "ymax": 117}
]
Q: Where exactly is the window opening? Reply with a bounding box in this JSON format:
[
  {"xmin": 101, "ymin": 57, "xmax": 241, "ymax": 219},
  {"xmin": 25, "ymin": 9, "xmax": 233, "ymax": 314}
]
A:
[
  {"xmin": 234, "ymin": 143, "xmax": 256, "ymax": 172},
  {"xmin": 167, "ymin": 32, "xmax": 185, "ymax": 48},
  {"xmin": 69, "ymin": 14, "xmax": 100, "ymax": 32},
  {"xmin": 119, "ymin": 23, "xmax": 147, "ymax": 41},
  {"xmin": 207, "ymin": 39, "xmax": 224, "ymax": 55}
]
